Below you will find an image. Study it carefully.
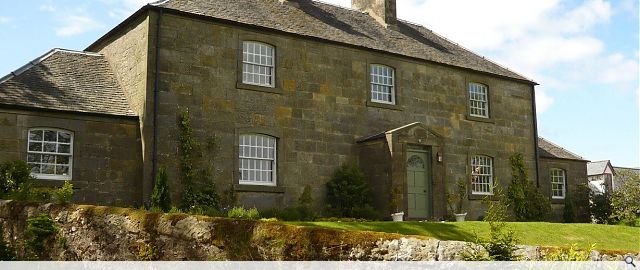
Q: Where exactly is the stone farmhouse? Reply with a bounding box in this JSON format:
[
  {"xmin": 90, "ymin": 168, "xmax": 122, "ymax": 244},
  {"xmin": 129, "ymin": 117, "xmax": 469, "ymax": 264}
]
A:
[{"xmin": 0, "ymin": 0, "xmax": 587, "ymax": 220}]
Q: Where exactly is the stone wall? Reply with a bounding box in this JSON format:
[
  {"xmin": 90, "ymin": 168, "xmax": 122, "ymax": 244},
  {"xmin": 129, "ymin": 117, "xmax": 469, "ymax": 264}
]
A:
[
  {"xmin": 89, "ymin": 11, "xmax": 157, "ymax": 201},
  {"xmin": 538, "ymin": 157, "xmax": 589, "ymax": 221},
  {"xmin": 1, "ymin": 201, "xmax": 636, "ymax": 261},
  {"xmin": 0, "ymin": 109, "xmax": 143, "ymax": 206},
  {"xmin": 151, "ymin": 12, "xmax": 538, "ymax": 218}
]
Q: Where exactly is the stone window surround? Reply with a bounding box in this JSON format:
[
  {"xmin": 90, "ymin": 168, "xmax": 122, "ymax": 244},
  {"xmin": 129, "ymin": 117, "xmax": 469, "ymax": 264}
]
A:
[
  {"xmin": 239, "ymin": 134, "xmax": 277, "ymax": 186},
  {"xmin": 241, "ymin": 41, "xmax": 276, "ymax": 88},
  {"xmin": 470, "ymin": 155, "xmax": 494, "ymax": 196},
  {"xmin": 236, "ymin": 34, "xmax": 282, "ymax": 94},
  {"xmin": 464, "ymin": 77, "xmax": 495, "ymax": 124},
  {"xmin": 365, "ymin": 57, "xmax": 403, "ymax": 111},
  {"xmin": 26, "ymin": 127, "xmax": 74, "ymax": 181},
  {"xmin": 550, "ymin": 168, "xmax": 566, "ymax": 199},
  {"xmin": 233, "ymin": 126, "xmax": 285, "ymax": 194}
]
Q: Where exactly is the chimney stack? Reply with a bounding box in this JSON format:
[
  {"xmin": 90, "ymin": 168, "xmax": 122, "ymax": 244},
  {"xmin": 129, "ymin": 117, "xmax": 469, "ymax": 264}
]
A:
[{"xmin": 352, "ymin": 0, "xmax": 397, "ymax": 27}]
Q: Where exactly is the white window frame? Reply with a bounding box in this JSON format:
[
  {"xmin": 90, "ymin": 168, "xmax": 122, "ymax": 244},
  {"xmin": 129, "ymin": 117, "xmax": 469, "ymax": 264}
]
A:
[
  {"xmin": 470, "ymin": 155, "xmax": 493, "ymax": 195},
  {"xmin": 469, "ymin": 82, "xmax": 489, "ymax": 118},
  {"xmin": 239, "ymin": 134, "xmax": 277, "ymax": 186},
  {"xmin": 550, "ymin": 168, "xmax": 566, "ymax": 199},
  {"xmin": 242, "ymin": 41, "xmax": 275, "ymax": 87},
  {"xmin": 370, "ymin": 64, "xmax": 395, "ymax": 104},
  {"xmin": 26, "ymin": 128, "xmax": 73, "ymax": 181}
]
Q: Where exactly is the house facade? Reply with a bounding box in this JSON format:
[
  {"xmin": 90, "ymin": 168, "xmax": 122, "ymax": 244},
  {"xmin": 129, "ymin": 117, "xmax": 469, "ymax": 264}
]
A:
[{"xmin": 0, "ymin": 0, "xmax": 556, "ymax": 220}]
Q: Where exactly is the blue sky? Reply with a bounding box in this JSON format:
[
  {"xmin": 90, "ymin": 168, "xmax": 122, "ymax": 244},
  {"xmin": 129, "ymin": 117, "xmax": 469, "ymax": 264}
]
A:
[{"xmin": 1, "ymin": 0, "xmax": 638, "ymax": 167}]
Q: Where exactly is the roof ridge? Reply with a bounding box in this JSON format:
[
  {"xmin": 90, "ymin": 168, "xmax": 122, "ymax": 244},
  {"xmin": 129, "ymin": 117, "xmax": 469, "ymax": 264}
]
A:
[
  {"xmin": 539, "ymin": 137, "xmax": 584, "ymax": 160},
  {"xmin": 0, "ymin": 48, "xmax": 103, "ymax": 84}
]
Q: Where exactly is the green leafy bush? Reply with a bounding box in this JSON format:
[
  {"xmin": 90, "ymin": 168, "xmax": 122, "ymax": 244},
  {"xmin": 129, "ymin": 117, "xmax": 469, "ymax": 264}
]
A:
[
  {"xmin": 227, "ymin": 206, "xmax": 259, "ymax": 219},
  {"xmin": 0, "ymin": 160, "xmax": 32, "ymax": 198},
  {"xmin": 151, "ymin": 167, "xmax": 171, "ymax": 212},
  {"xmin": 609, "ymin": 170, "xmax": 640, "ymax": 226},
  {"xmin": 24, "ymin": 214, "xmax": 58, "ymax": 260},
  {"xmin": 590, "ymin": 192, "xmax": 612, "ymax": 224},
  {"xmin": 54, "ymin": 181, "xmax": 73, "ymax": 204},
  {"xmin": 326, "ymin": 164, "xmax": 377, "ymax": 219},
  {"xmin": 506, "ymin": 153, "xmax": 551, "ymax": 221},
  {"xmin": 543, "ymin": 244, "xmax": 594, "ymax": 261}
]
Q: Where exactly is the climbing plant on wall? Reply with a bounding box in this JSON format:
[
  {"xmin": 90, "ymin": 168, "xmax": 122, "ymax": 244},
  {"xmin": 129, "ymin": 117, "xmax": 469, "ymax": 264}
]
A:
[{"xmin": 506, "ymin": 153, "xmax": 551, "ymax": 221}]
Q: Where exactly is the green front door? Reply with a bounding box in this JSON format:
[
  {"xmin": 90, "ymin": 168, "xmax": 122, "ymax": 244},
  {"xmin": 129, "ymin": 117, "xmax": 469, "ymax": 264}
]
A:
[{"xmin": 407, "ymin": 150, "xmax": 431, "ymax": 218}]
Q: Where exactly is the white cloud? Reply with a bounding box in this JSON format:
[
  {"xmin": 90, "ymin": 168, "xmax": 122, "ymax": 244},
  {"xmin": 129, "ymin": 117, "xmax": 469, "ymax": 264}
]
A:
[
  {"xmin": 599, "ymin": 53, "xmax": 639, "ymax": 84},
  {"xmin": 55, "ymin": 15, "xmax": 104, "ymax": 37},
  {"xmin": 0, "ymin": 16, "xmax": 11, "ymax": 24},
  {"xmin": 535, "ymin": 89, "xmax": 555, "ymax": 113},
  {"xmin": 39, "ymin": 4, "xmax": 56, "ymax": 12}
]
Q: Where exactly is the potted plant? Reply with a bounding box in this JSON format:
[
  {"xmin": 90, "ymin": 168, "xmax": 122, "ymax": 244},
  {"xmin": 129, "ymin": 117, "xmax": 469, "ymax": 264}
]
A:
[
  {"xmin": 446, "ymin": 179, "xmax": 468, "ymax": 222},
  {"xmin": 390, "ymin": 186, "xmax": 404, "ymax": 222}
]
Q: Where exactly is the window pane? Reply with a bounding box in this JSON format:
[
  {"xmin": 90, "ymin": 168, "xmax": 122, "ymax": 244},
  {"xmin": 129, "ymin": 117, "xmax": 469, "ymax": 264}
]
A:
[
  {"xmin": 59, "ymin": 132, "xmax": 71, "ymax": 143},
  {"xmin": 44, "ymin": 130, "xmax": 57, "ymax": 142},
  {"xmin": 41, "ymin": 165, "xmax": 55, "ymax": 174},
  {"xmin": 55, "ymin": 165, "xmax": 69, "ymax": 176},
  {"xmin": 29, "ymin": 163, "xmax": 41, "ymax": 174},
  {"xmin": 56, "ymin": 155, "xmax": 70, "ymax": 165},
  {"xmin": 29, "ymin": 130, "xmax": 43, "ymax": 141},
  {"xmin": 27, "ymin": 153, "xmax": 40, "ymax": 163},
  {"xmin": 58, "ymin": 144, "xmax": 71, "ymax": 154},
  {"xmin": 43, "ymin": 143, "xmax": 57, "ymax": 153},
  {"xmin": 42, "ymin": 154, "xmax": 56, "ymax": 164},
  {"xmin": 28, "ymin": 142, "xmax": 42, "ymax": 152}
]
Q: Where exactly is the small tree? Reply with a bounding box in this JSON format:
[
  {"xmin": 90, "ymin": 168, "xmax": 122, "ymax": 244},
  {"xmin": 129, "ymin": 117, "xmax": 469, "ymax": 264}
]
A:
[
  {"xmin": 590, "ymin": 191, "xmax": 612, "ymax": 224},
  {"xmin": 446, "ymin": 179, "xmax": 468, "ymax": 214},
  {"xmin": 563, "ymin": 193, "xmax": 577, "ymax": 223},
  {"xmin": 326, "ymin": 164, "xmax": 375, "ymax": 218},
  {"xmin": 609, "ymin": 170, "xmax": 640, "ymax": 225},
  {"xmin": 151, "ymin": 167, "xmax": 171, "ymax": 212},
  {"xmin": 506, "ymin": 153, "xmax": 551, "ymax": 221}
]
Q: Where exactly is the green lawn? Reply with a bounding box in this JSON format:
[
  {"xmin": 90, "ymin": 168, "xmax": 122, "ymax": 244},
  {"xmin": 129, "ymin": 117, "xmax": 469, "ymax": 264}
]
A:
[{"xmin": 288, "ymin": 221, "xmax": 640, "ymax": 252}]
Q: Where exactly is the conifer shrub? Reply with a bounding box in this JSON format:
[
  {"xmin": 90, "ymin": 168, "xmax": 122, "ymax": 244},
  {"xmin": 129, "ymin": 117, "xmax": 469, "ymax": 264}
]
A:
[
  {"xmin": 325, "ymin": 164, "xmax": 377, "ymax": 219},
  {"xmin": 151, "ymin": 167, "xmax": 171, "ymax": 212},
  {"xmin": 506, "ymin": 153, "xmax": 551, "ymax": 221}
]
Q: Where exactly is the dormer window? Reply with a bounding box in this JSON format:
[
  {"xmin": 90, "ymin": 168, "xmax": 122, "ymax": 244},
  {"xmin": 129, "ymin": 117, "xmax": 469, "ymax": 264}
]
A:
[
  {"xmin": 370, "ymin": 64, "xmax": 395, "ymax": 104},
  {"xmin": 242, "ymin": 41, "xmax": 275, "ymax": 87}
]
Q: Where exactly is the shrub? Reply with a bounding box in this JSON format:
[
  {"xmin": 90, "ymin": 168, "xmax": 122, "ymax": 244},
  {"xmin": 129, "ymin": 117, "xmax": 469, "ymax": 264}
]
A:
[
  {"xmin": 563, "ymin": 193, "xmax": 577, "ymax": 223},
  {"xmin": 590, "ymin": 191, "xmax": 612, "ymax": 224},
  {"xmin": 543, "ymin": 244, "xmax": 594, "ymax": 261},
  {"xmin": 446, "ymin": 179, "xmax": 468, "ymax": 215},
  {"xmin": 183, "ymin": 187, "xmax": 220, "ymax": 212},
  {"xmin": 54, "ymin": 181, "xmax": 73, "ymax": 204},
  {"xmin": 227, "ymin": 206, "xmax": 260, "ymax": 219},
  {"xmin": 24, "ymin": 214, "xmax": 58, "ymax": 260},
  {"xmin": 151, "ymin": 167, "xmax": 171, "ymax": 212},
  {"xmin": 326, "ymin": 164, "xmax": 377, "ymax": 219},
  {"xmin": 609, "ymin": 170, "xmax": 640, "ymax": 226},
  {"xmin": 506, "ymin": 153, "xmax": 551, "ymax": 221},
  {"xmin": 573, "ymin": 183, "xmax": 592, "ymax": 223},
  {"xmin": 0, "ymin": 160, "xmax": 32, "ymax": 198}
]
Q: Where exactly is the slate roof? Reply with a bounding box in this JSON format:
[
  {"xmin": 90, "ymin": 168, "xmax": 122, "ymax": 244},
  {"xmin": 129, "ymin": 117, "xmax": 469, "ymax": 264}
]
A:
[
  {"xmin": 0, "ymin": 49, "xmax": 136, "ymax": 117},
  {"xmin": 587, "ymin": 160, "xmax": 612, "ymax": 176},
  {"xmin": 538, "ymin": 137, "xmax": 585, "ymax": 161},
  {"xmin": 151, "ymin": 0, "xmax": 534, "ymax": 83}
]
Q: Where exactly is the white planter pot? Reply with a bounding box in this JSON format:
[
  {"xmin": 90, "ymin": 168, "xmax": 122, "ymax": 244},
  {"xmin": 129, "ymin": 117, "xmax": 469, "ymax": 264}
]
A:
[
  {"xmin": 454, "ymin": 213, "xmax": 467, "ymax": 222},
  {"xmin": 391, "ymin": 212, "xmax": 404, "ymax": 222}
]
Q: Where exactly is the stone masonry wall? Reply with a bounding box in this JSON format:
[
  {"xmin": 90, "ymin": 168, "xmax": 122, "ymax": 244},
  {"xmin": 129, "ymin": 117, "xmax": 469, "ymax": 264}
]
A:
[
  {"xmin": 151, "ymin": 13, "xmax": 538, "ymax": 218},
  {"xmin": 0, "ymin": 110, "xmax": 143, "ymax": 206},
  {"xmin": 1, "ymin": 200, "xmax": 636, "ymax": 261},
  {"xmin": 89, "ymin": 11, "xmax": 157, "ymax": 201}
]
